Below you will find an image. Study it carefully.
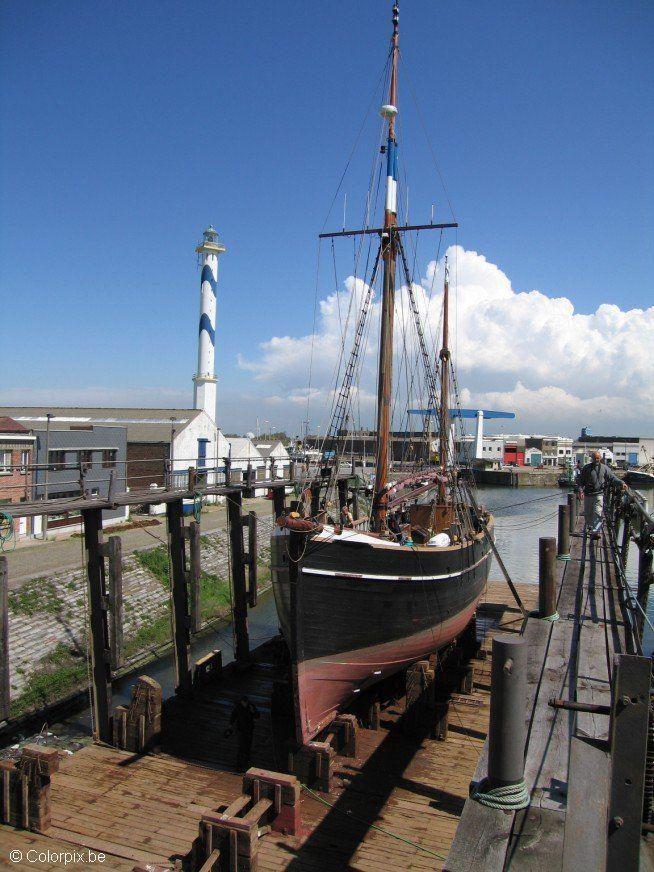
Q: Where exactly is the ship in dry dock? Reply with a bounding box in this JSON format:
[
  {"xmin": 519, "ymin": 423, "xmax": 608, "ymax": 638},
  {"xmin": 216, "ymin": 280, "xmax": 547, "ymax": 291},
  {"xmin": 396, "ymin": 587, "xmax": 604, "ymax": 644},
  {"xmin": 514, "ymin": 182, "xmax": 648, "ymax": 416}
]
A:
[{"xmin": 271, "ymin": 2, "xmax": 494, "ymax": 745}]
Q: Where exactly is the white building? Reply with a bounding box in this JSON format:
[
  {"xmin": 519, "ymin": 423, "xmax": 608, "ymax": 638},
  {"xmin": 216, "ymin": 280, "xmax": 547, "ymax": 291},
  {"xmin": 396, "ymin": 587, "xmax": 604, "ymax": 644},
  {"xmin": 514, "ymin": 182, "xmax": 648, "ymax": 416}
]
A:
[
  {"xmin": 574, "ymin": 431, "xmax": 654, "ymax": 468},
  {"xmin": 255, "ymin": 440, "xmax": 290, "ymax": 479}
]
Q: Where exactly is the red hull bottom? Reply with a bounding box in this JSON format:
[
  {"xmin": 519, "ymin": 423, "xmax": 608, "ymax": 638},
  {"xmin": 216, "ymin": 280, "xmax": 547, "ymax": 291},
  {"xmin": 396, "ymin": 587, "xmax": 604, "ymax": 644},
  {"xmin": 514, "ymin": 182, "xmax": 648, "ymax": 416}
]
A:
[{"xmin": 295, "ymin": 597, "xmax": 480, "ymax": 743}]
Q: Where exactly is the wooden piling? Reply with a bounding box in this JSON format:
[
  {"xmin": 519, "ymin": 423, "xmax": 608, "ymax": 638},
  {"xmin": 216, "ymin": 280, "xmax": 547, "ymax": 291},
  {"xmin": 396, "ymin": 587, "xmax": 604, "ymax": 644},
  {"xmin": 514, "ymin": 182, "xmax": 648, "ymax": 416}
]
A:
[
  {"xmin": 227, "ymin": 490, "xmax": 250, "ymax": 664},
  {"xmin": 558, "ymin": 503, "xmax": 570, "ymax": 559},
  {"xmin": 106, "ymin": 535, "xmax": 124, "ymax": 671},
  {"xmin": 539, "ymin": 536, "xmax": 558, "ymax": 619},
  {"xmin": 0, "ymin": 556, "xmax": 9, "ymax": 722},
  {"xmin": 188, "ymin": 520, "xmax": 202, "ymax": 634},
  {"xmin": 167, "ymin": 499, "xmax": 192, "ymax": 695},
  {"xmin": 81, "ymin": 508, "xmax": 112, "ymax": 743},
  {"xmin": 487, "ymin": 635, "xmax": 527, "ymax": 786},
  {"xmin": 567, "ymin": 491, "xmax": 577, "ymax": 533}
]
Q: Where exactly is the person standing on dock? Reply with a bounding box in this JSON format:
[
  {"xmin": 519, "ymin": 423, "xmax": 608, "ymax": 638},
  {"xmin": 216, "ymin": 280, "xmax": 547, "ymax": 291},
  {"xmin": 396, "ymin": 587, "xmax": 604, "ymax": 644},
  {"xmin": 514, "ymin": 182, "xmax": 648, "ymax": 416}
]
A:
[
  {"xmin": 225, "ymin": 695, "xmax": 260, "ymax": 771},
  {"xmin": 577, "ymin": 450, "xmax": 625, "ymax": 537}
]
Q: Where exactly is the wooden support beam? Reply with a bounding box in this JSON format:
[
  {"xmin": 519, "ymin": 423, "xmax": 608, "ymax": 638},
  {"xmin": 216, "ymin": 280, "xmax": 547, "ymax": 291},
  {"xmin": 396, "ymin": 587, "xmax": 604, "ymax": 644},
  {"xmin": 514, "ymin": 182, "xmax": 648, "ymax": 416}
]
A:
[
  {"xmin": 246, "ymin": 511, "xmax": 258, "ymax": 607},
  {"xmin": 606, "ymin": 653, "xmax": 651, "ymax": 871},
  {"xmin": 227, "ymin": 490, "xmax": 250, "ymax": 663},
  {"xmin": 166, "ymin": 499, "xmax": 192, "ymax": 695},
  {"xmin": 81, "ymin": 508, "xmax": 112, "ymax": 743},
  {"xmin": 0, "ymin": 556, "xmax": 9, "ymax": 722},
  {"xmin": 106, "ymin": 536, "xmax": 124, "ymax": 671},
  {"xmin": 188, "ymin": 520, "xmax": 202, "ymax": 634}
]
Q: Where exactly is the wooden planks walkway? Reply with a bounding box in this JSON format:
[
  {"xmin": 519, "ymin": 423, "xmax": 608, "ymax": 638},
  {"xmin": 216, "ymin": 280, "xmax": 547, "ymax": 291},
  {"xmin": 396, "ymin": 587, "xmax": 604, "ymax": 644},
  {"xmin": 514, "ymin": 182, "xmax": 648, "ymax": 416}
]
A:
[
  {"xmin": 0, "ymin": 582, "xmax": 537, "ymax": 871},
  {"xmin": 446, "ymin": 520, "xmax": 645, "ymax": 871}
]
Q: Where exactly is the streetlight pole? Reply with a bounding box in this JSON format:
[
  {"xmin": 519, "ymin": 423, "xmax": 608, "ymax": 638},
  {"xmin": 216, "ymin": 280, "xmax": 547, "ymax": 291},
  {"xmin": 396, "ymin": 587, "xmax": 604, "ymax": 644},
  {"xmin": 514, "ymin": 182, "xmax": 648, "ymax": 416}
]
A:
[{"xmin": 42, "ymin": 412, "xmax": 52, "ymax": 538}]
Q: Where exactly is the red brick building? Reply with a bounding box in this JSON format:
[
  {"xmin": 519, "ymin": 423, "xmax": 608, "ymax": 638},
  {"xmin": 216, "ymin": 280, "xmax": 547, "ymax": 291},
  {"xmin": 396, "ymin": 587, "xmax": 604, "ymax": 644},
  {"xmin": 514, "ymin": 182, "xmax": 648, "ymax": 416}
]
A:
[{"xmin": 0, "ymin": 417, "xmax": 35, "ymax": 537}]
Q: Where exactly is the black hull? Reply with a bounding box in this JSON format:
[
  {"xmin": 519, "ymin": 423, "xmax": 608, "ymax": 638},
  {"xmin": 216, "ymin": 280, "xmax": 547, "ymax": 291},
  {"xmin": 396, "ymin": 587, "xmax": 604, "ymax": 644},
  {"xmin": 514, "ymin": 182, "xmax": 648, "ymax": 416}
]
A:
[{"xmin": 271, "ymin": 522, "xmax": 493, "ymax": 742}]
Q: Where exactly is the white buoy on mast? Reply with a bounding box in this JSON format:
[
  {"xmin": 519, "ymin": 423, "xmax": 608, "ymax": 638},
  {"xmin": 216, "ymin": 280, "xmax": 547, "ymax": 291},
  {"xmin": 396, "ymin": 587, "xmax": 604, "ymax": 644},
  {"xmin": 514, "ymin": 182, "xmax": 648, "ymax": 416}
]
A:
[{"xmin": 193, "ymin": 225, "xmax": 226, "ymax": 422}]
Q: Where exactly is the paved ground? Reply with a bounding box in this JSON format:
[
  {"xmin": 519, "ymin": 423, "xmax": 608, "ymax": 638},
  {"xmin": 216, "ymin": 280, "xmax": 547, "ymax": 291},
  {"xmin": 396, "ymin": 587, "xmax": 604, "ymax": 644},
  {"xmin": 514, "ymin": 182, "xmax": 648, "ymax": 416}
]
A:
[{"xmin": 4, "ymin": 497, "xmax": 275, "ymax": 589}]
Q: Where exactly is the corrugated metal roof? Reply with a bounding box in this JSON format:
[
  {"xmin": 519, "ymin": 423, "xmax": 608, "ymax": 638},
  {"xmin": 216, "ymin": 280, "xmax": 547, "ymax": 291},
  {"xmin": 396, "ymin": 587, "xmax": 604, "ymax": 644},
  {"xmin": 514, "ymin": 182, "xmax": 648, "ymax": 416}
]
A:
[{"xmin": 0, "ymin": 407, "xmax": 204, "ymax": 443}]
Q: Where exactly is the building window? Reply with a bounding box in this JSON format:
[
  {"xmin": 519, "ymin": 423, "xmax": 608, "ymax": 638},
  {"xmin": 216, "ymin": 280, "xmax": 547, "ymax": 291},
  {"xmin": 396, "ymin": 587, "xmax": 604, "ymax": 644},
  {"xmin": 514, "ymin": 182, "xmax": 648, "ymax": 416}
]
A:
[
  {"xmin": 49, "ymin": 450, "xmax": 67, "ymax": 468},
  {"xmin": 0, "ymin": 450, "xmax": 11, "ymax": 474},
  {"xmin": 20, "ymin": 450, "xmax": 30, "ymax": 474},
  {"xmin": 79, "ymin": 450, "xmax": 93, "ymax": 467},
  {"xmin": 102, "ymin": 449, "xmax": 117, "ymax": 469}
]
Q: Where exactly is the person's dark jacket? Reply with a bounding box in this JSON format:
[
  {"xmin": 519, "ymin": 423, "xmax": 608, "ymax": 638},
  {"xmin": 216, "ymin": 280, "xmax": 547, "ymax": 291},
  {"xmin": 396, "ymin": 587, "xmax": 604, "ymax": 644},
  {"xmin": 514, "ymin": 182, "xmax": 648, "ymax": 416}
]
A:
[
  {"xmin": 228, "ymin": 700, "xmax": 260, "ymax": 737},
  {"xmin": 577, "ymin": 461, "xmax": 620, "ymax": 495}
]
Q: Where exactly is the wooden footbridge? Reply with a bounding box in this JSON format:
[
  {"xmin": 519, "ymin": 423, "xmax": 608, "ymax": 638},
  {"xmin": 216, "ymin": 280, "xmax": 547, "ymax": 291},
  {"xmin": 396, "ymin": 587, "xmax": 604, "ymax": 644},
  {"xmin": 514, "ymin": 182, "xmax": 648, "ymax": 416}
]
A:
[{"xmin": 0, "ymin": 473, "xmax": 653, "ymax": 870}]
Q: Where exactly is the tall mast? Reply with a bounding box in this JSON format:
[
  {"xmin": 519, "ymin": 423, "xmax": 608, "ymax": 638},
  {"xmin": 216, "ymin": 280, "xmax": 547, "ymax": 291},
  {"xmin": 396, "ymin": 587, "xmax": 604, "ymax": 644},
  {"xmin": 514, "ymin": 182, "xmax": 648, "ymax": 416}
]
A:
[
  {"xmin": 438, "ymin": 259, "xmax": 450, "ymax": 502},
  {"xmin": 372, "ymin": 2, "xmax": 400, "ymax": 532}
]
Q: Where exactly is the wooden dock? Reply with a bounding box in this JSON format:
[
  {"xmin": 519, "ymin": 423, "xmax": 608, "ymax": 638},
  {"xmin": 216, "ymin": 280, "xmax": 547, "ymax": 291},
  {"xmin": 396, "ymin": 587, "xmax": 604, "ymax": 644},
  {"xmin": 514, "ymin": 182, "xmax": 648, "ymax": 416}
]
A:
[
  {"xmin": 446, "ymin": 517, "xmax": 654, "ymax": 871},
  {"xmin": 0, "ymin": 582, "xmax": 536, "ymax": 871}
]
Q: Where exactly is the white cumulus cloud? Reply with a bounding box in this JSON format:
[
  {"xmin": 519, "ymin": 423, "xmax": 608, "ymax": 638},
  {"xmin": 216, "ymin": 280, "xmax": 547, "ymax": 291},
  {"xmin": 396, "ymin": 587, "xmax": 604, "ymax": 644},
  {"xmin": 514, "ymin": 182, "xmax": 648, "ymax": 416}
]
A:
[{"xmin": 238, "ymin": 245, "xmax": 654, "ymax": 436}]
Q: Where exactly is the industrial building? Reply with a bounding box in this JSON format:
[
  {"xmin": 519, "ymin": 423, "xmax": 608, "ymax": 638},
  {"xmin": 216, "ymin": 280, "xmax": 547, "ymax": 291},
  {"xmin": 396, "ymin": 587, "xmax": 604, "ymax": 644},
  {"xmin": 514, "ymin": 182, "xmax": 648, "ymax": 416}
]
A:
[
  {"xmin": 573, "ymin": 429, "xmax": 654, "ymax": 468},
  {"xmin": 0, "ymin": 417, "xmax": 36, "ymax": 537},
  {"xmin": 457, "ymin": 433, "xmax": 573, "ymax": 469}
]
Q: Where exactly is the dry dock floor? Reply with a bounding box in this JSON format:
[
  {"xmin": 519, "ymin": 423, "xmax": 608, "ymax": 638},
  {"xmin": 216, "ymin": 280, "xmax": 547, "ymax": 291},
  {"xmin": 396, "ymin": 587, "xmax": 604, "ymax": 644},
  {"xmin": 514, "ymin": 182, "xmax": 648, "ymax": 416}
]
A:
[{"xmin": 0, "ymin": 581, "xmax": 536, "ymax": 871}]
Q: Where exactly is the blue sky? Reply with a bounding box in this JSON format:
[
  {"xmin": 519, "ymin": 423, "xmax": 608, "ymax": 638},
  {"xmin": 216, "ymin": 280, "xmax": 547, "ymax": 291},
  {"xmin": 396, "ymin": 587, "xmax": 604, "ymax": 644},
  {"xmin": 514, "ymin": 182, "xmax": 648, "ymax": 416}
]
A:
[{"xmin": 1, "ymin": 1, "xmax": 652, "ymax": 436}]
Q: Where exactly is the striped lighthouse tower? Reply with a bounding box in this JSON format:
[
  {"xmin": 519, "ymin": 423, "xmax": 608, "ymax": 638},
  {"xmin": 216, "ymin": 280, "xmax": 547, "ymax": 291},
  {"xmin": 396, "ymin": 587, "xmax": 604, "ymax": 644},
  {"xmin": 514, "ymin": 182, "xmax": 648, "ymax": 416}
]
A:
[{"xmin": 193, "ymin": 225, "xmax": 226, "ymax": 421}]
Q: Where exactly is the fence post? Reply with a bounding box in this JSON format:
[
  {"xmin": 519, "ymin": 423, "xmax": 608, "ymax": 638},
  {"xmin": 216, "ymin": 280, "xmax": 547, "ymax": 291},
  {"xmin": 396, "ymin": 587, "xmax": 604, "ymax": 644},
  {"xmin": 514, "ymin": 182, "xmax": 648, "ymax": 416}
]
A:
[
  {"xmin": 81, "ymin": 508, "xmax": 112, "ymax": 742},
  {"xmin": 471, "ymin": 634, "xmax": 529, "ymax": 809},
  {"xmin": 106, "ymin": 536, "xmax": 124, "ymax": 671},
  {"xmin": 539, "ymin": 537, "xmax": 558, "ymax": 620},
  {"xmin": 0, "ymin": 556, "xmax": 9, "ymax": 722},
  {"xmin": 167, "ymin": 499, "xmax": 192, "ymax": 695},
  {"xmin": 557, "ymin": 504, "xmax": 570, "ymax": 560},
  {"xmin": 188, "ymin": 520, "xmax": 201, "ymax": 634},
  {"xmin": 606, "ymin": 654, "xmax": 651, "ymax": 870}
]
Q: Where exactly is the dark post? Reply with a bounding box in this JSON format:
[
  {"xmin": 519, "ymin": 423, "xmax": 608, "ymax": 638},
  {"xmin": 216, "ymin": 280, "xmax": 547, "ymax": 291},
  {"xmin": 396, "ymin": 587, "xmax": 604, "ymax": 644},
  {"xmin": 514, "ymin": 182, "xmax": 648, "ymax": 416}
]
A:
[
  {"xmin": 607, "ymin": 654, "xmax": 651, "ymax": 870},
  {"xmin": 81, "ymin": 508, "xmax": 112, "ymax": 742},
  {"xmin": 487, "ymin": 634, "xmax": 528, "ymax": 786},
  {"xmin": 0, "ymin": 556, "xmax": 9, "ymax": 721},
  {"xmin": 539, "ymin": 537, "xmax": 558, "ymax": 620},
  {"xmin": 310, "ymin": 481, "xmax": 320, "ymax": 517},
  {"xmin": 227, "ymin": 490, "xmax": 249, "ymax": 663},
  {"xmin": 272, "ymin": 485, "xmax": 285, "ymax": 518},
  {"xmin": 247, "ymin": 510, "xmax": 258, "ymax": 607},
  {"xmin": 106, "ymin": 536, "xmax": 124, "ymax": 671},
  {"xmin": 352, "ymin": 488, "xmax": 360, "ymax": 521},
  {"xmin": 337, "ymin": 479, "xmax": 348, "ymax": 512},
  {"xmin": 620, "ymin": 511, "xmax": 631, "ymax": 573},
  {"xmin": 557, "ymin": 503, "xmax": 570, "ymax": 560},
  {"xmin": 166, "ymin": 499, "xmax": 192, "ymax": 695},
  {"xmin": 188, "ymin": 520, "xmax": 201, "ymax": 634},
  {"xmin": 567, "ymin": 492, "xmax": 576, "ymax": 533}
]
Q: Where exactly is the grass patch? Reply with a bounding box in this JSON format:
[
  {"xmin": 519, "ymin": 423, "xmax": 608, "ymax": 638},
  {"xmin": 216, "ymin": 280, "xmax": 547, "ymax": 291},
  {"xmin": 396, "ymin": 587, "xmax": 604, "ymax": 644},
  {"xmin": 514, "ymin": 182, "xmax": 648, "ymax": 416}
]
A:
[
  {"xmin": 9, "ymin": 644, "xmax": 88, "ymax": 717},
  {"xmin": 199, "ymin": 571, "xmax": 231, "ymax": 621},
  {"xmin": 134, "ymin": 546, "xmax": 170, "ymax": 588},
  {"xmin": 8, "ymin": 577, "xmax": 62, "ymax": 617},
  {"xmin": 123, "ymin": 613, "xmax": 172, "ymax": 660}
]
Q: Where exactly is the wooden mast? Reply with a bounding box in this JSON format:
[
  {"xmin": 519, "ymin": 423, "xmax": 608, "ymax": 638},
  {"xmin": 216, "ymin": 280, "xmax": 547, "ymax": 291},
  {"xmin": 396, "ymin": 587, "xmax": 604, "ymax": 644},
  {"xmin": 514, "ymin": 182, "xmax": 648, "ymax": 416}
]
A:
[
  {"xmin": 372, "ymin": 3, "xmax": 400, "ymax": 532},
  {"xmin": 438, "ymin": 260, "xmax": 450, "ymax": 503}
]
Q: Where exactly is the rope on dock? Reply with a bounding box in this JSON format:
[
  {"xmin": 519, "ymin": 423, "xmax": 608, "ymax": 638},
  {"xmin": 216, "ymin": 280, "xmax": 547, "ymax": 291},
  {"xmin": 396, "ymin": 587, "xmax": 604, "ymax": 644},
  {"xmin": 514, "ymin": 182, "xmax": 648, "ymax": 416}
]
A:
[
  {"xmin": 470, "ymin": 777, "xmax": 530, "ymax": 810},
  {"xmin": 301, "ymin": 784, "xmax": 448, "ymax": 860}
]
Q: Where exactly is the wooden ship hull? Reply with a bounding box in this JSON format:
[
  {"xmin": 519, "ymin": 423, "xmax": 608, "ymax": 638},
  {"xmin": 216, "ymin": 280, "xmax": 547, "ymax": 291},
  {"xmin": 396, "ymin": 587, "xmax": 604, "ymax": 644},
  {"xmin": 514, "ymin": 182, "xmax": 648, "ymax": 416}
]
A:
[{"xmin": 271, "ymin": 522, "xmax": 493, "ymax": 743}]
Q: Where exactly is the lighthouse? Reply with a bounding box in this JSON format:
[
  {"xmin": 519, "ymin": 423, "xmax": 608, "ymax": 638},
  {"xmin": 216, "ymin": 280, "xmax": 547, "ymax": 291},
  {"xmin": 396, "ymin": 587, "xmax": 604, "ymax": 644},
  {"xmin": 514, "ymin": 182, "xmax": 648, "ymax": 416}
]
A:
[{"xmin": 193, "ymin": 225, "xmax": 226, "ymax": 421}]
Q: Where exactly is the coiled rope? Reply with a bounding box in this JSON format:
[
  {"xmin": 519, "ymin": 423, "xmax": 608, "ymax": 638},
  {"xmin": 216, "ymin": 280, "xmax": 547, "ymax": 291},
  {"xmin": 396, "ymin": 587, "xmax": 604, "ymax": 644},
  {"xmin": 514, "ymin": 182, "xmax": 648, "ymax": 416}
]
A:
[{"xmin": 470, "ymin": 777, "xmax": 530, "ymax": 809}]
